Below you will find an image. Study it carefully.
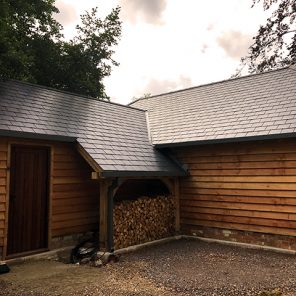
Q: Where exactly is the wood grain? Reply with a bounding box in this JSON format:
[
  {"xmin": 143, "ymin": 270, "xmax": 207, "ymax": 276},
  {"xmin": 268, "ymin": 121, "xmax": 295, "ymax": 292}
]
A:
[{"xmin": 174, "ymin": 138, "xmax": 296, "ymax": 237}]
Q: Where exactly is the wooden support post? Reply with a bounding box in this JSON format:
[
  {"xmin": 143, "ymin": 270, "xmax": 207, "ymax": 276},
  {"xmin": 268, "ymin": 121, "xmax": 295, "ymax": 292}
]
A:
[
  {"xmin": 99, "ymin": 179, "xmax": 109, "ymax": 251},
  {"xmin": 174, "ymin": 177, "xmax": 180, "ymax": 233}
]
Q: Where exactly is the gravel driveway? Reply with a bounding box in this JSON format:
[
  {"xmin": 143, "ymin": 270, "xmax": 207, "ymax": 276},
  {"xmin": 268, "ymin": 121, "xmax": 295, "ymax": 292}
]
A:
[{"xmin": 1, "ymin": 238, "xmax": 296, "ymax": 296}]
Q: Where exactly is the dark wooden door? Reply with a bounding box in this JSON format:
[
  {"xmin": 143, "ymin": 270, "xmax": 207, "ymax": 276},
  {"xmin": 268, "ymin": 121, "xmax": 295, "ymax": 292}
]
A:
[{"xmin": 7, "ymin": 146, "xmax": 49, "ymax": 256}]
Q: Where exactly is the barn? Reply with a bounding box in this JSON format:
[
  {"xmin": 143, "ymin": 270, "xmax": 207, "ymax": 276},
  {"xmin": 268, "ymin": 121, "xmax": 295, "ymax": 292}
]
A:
[{"xmin": 0, "ymin": 64, "xmax": 296, "ymax": 260}]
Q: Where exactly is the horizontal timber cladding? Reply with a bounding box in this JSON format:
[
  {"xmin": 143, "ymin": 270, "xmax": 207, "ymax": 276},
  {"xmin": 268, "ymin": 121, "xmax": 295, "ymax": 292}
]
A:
[
  {"xmin": 173, "ymin": 138, "xmax": 296, "ymax": 242},
  {"xmin": 0, "ymin": 138, "xmax": 8, "ymax": 259},
  {"xmin": 51, "ymin": 142, "xmax": 100, "ymax": 238},
  {"xmin": 0, "ymin": 137, "xmax": 100, "ymax": 258}
]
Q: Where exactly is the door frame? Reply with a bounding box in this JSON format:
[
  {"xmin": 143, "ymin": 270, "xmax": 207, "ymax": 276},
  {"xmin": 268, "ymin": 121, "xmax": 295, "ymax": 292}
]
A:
[{"xmin": 3, "ymin": 140, "xmax": 53, "ymax": 259}]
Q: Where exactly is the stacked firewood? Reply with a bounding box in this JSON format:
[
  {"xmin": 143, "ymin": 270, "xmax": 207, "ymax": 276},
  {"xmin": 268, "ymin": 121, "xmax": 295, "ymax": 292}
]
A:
[{"xmin": 113, "ymin": 195, "xmax": 175, "ymax": 249}]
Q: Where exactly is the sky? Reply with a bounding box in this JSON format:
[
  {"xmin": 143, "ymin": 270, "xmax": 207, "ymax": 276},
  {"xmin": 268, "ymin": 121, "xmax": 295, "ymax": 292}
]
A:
[{"xmin": 54, "ymin": 0, "xmax": 270, "ymax": 104}]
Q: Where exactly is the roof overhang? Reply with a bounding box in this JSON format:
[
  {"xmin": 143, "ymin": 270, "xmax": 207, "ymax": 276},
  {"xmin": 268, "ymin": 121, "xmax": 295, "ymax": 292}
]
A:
[
  {"xmin": 0, "ymin": 129, "xmax": 77, "ymax": 142},
  {"xmin": 154, "ymin": 132, "xmax": 296, "ymax": 148},
  {"xmin": 99, "ymin": 169, "xmax": 187, "ymax": 178}
]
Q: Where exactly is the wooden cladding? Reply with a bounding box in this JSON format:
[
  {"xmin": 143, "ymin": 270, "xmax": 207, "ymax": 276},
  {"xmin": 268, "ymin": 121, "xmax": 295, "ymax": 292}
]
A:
[
  {"xmin": 174, "ymin": 138, "xmax": 296, "ymax": 237},
  {"xmin": 0, "ymin": 139, "xmax": 8, "ymax": 258},
  {"xmin": 51, "ymin": 143, "xmax": 100, "ymax": 237},
  {"xmin": 0, "ymin": 137, "xmax": 100, "ymax": 259}
]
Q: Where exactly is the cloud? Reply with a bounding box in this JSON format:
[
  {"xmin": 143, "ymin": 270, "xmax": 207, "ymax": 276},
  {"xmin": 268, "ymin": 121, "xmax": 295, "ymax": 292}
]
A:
[
  {"xmin": 119, "ymin": 0, "xmax": 167, "ymax": 25},
  {"xmin": 217, "ymin": 31, "xmax": 253, "ymax": 59},
  {"xmin": 201, "ymin": 44, "xmax": 209, "ymax": 54},
  {"xmin": 207, "ymin": 23, "xmax": 215, "ymax": 31},
  {"xmin": 143, "ymin": 75, "xmax": 192, "ymax": 96},
  {"xmin": 54, "ymin": 0, "xmax": 77, "ymax": 26}
]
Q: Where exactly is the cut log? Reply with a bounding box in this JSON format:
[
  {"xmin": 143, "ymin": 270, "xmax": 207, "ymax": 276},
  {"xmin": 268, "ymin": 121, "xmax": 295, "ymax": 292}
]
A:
[{"xmin": 113, "ymin": 195, "xmax": 175, "ymax": 249}]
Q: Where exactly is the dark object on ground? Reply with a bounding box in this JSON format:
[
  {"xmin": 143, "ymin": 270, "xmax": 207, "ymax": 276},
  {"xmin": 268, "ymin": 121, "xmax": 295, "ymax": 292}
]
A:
[
  {"xmin": 106, "ymin": 253, "xmax": 120, "ymax": 264},
  {"xmin": 0, "ymin": 263, "xmax": 10, "ymax": 274},
  {"xmin": 70, "ymin": 238, "xmax": 99, "ymax": 264}
]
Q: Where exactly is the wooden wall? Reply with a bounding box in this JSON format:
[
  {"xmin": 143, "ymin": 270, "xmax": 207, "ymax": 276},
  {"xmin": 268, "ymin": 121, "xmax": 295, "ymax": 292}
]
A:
[
  {"xmin": 0, "ymin": 138, "xmax": 8, "ymax": 259},
  {"xmin": 0, "ymin": 137, "xmax": 100, "ymax": 259},
  {"xmin": 173, "ymin": 138, "xmax": 296, "ymax": 238},
  {"xmin": 51, "ymin": 142, "xmax": 100, "ymax": 238}
]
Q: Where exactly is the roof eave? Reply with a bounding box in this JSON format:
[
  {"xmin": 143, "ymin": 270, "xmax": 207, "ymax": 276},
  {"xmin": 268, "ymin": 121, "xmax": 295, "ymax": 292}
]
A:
[
  {"xmin": 0, "ymin": 130, "xmax": 77, "ymax": 143},
  {"xmin": 154, "ymin": 132, "xmax": 296, "ymax": 148},
  {"xmin": 100, "ymin": 169, "xmax": 187, "ymax": 178}
]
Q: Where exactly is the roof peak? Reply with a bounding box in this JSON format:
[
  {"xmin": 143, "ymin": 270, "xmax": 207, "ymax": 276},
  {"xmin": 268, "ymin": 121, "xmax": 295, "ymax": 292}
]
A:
[
  {"xmin": 130, "ymin": 64, "xmax": 293, "ymax": 105},
  {"xmin": 5, "ymin": 79, "xmax": 145, "ymax": 113}
]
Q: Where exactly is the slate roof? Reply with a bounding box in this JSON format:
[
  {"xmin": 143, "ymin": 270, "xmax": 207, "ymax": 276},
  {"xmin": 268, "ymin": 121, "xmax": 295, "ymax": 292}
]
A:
[
  {"xmin": 130, "ymin": 65, "xmax": 296, "ymax": 147},
  {"xmin": 0, "ymin": 80, "xmax": 185, "ymax": 177}
]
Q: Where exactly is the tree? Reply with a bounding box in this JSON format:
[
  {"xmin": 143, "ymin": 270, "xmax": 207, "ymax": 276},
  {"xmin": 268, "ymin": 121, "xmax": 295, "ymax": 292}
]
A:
[
  {"xmin": 236, "ymin": 0, "xmax": 296, "ymax": 75},
  {"xmin": 0, "ymin": 0, "xmax": 61, "ymax": 81},
  {"xmin": 0, "ymin": 1, "xmax": 121, "ymax": 99}
]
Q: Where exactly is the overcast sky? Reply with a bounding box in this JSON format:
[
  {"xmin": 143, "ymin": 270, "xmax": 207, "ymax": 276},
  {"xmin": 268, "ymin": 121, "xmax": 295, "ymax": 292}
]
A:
[{"xmin": 54, "ymin": 0, "xmax": 269, "ymax": 104}]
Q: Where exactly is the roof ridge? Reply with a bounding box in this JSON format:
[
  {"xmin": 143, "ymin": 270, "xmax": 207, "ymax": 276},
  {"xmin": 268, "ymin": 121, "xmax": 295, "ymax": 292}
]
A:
[
  {"xmin": 5, "ymin": 79, "xmax": 145, "ymax": 113},
  {"xmin": 129, "ymin": 65, "xmax": 291, "ymax": 104}
]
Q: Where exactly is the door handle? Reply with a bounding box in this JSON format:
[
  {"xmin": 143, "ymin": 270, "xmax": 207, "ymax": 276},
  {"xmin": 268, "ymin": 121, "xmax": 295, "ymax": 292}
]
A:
[{"xmin": 10, "ymin": 194, "xmax": 16, "ymax": 202}]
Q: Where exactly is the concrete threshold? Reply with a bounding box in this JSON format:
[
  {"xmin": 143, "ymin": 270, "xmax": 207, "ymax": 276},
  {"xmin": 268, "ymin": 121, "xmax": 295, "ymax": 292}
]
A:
[{"xmin": 3, "ymin": 246, "xmax": 74, "ymax": 265}]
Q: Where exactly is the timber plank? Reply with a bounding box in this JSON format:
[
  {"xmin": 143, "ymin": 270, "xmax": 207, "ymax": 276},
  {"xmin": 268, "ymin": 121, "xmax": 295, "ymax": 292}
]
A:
[
  {"xmin": 52, "ymin": 224, "xmax": 98, "ymax": 237},
  {"xmin": 181, "ymin": 206, "xmax": 296, "ymax": 221},
  {"xmin": 52, "ymin": 204, "xmax": 99, "ymax": 215},
  {"xmin": 53, "ymin": 182, "xmax": 97, "ymax": 192},
  {"xmin": 180, "ymin": 199, "xmax": 296, "ymax": 213},
  {"xmin": 175, "ymin": 139, "xmax": 296, "ymax": 157},
  {"xmin": 191, "ymin": 176, "xmax": 296, "ymax": 183},
  {"xmin": 189, "ymin": 168, "xmax": 296, "ymax": 176},
  {"xmin": 52, "ymin": 197, "xmax": 99, "ymax": 207},
  {"xmin": 52, "ymin": 169, "xmax": 90, "ymax": 177},
  {"xmin": 52, "ymin": 190, "xmax": 98, "ymax": 199},
  {"xmin": 180, "ymin": 153, "xmax": 296, "ymax": 164},
  {"xmin": 180, "ymin": 187, "xmax": 296, "ymax": 198},
  {"xmin": 0, "ymin": 195, "xmax": 5, "ymax": 203},
  {"xmin": 0, "ymin": 144, "xmax": 7, "ymax": 152},
  {"xmin": 53, "ymin": 161, "xmax": 89, "ymax": 170},
  {"xmin": 181, "ymin": 213, "xmax": 296, "ymax": 230},
  {"xmin": 182, "ymin": 181, "xmax": 296, "ymax": 191},
  {"xmin": 0, "ymin": 161, "xmax": 7, "ymax": 169},
  {"xmin": 52, "ymin": 177, "xmax": 93, "ymax": 185},
  {"xmin": 187, "ymin": 161, "xmax": 296, "ymax": 170},
  {"xmin": 52, "ymin": 216, "xmax": 99, "ymax": 229},
  {"xmin": 0, "ymin": 152, "xmax": 7, "ymax": 161},
  {"xmin": 180, "ymin": 194, "xmax": 296, "ymax": 206},
  {"xmin": 0, "ymin": 187, "xmax": 6, "ymax": 195},
  {"xmin": 180, "ymin": 219, "xmax": 296, "ymax": 236},
  {"xmin": 52, "ymin": 211, "xmax": 99, "ymax": 222}
]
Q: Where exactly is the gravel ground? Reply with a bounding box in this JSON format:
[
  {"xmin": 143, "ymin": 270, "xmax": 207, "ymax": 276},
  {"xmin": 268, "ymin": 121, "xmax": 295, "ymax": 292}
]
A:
[{"xmin": 1, "ymin": 238, "xmax": 296, "ymax": 296}]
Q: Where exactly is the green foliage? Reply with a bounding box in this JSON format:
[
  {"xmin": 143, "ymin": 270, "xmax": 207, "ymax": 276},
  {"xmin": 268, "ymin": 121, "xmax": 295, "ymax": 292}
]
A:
[
  {"xmin": 0, "ymin": 0, "xmax": 61, "ymax": 81},
  {"xmin": 0, "ymin": 1, "xmax": 121, "ymax": 99},
  {"xmin": 236, "ymin": 0, "xmax": 296, "ymax": 75}
]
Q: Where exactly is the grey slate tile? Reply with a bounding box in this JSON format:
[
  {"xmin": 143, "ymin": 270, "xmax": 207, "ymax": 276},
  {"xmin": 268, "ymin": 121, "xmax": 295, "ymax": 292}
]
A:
[
  {"xmin": 0, "ymin": 80, "xmax": 184, "ymax": 176},
  {"xmin": 131, "ymin": 65, "xmax": 296, "ymax": 145}
]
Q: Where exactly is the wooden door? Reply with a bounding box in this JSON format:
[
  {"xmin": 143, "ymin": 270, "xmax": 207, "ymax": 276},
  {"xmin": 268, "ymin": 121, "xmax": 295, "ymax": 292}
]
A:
[{"xmin": 7, "ymin": 145, "xmax": 49, "ymax": 256}]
